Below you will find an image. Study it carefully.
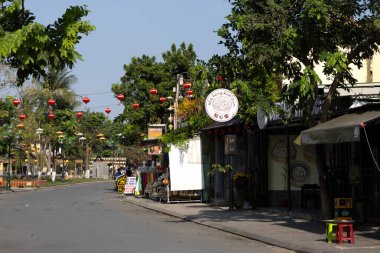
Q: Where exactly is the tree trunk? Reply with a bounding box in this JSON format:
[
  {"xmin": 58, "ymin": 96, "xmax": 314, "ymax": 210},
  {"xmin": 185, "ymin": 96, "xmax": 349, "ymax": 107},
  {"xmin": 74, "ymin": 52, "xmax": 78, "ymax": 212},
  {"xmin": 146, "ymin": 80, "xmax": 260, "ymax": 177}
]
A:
[
  {"xmin": 316, "ymin": 144, "xmax": 331, "ymax": 219},
  {"xmin": 316, "ymin": 73, "xmax": 342, "ymax": 219}
]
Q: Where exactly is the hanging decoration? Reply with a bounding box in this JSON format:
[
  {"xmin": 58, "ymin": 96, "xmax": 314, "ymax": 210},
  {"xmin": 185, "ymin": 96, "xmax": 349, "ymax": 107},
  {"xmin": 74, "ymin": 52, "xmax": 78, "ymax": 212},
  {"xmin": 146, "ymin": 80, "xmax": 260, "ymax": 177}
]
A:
[
  {"xmin": 19, "ymin": 114, "xmax": 26, "ymax": 121},
  {"xmin": 183, "ymin": 82, "xmax": 192, "ymax": 89},
  {"xmin": 82, "ymin": 96, "xmax": 90, "ymax": 110},
  {"xmin": 186, "ymin": 90, "xmax": 193, "ymax": 96},
  {"xmin": 150, "ymin": 88, "xmax": 158, "ymax": 95},
  {"xmin": 116, "ymin": 94, "xmax": 124, "ymax": 104},
  {"xmin": 12, "ymin": 98, "xmax": 21, "ymax": 114},
  {"xmin": 133, "ymin": 103, "xmax": 139, "ymax": 109},
  {"xmin": 48, "ymin": 98, "xmax": 56, "ymax": 106},
  {"xmin": 159, "ymin": 97, "xmax": 166, "ymax": 103},
  {"xmin": 105, "ymin": 107, "xmax": 111, "ymax": 118},
  {"xmin": 76, "ymin": 111, "xmax": 83, "ymax": 123},
  {"xmin": 48, "ymin": 113, "xmax": 55, "ymax": 121},
  {"xmin": 12, "ymin": 98, "xmax": 21, "ymax": 106}
]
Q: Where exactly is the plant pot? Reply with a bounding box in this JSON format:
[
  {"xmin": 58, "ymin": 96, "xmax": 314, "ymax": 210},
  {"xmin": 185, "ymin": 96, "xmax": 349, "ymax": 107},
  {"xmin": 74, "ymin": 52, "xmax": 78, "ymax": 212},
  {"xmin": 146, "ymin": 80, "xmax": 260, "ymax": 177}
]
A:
[{"xmin": 234, "ymin": 199, "xmax": 244, "ymax": 209}]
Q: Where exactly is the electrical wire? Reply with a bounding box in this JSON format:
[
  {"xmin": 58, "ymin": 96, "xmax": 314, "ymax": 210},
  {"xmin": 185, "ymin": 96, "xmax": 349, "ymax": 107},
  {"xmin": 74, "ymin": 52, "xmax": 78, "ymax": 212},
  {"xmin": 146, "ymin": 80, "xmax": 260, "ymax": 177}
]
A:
[{"xmin": 362, "ymin": 124, "xmax": 380, "ymax": 173}]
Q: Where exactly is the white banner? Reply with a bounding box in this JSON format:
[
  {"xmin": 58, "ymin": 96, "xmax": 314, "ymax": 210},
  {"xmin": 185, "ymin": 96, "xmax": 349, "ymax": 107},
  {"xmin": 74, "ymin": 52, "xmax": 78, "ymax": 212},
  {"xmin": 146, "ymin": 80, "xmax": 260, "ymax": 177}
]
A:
[{"xmin": 169, "ymin": 136, "xmax": 204, "ymax": 191}]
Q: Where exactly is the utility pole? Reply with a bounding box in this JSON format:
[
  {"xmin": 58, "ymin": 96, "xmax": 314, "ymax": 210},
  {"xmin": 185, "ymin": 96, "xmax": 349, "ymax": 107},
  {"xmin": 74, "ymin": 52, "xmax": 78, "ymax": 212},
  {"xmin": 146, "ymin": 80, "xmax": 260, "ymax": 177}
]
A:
[{"xmin": 173, "ymin": 74, "xmax": 183, "ymax": 130}]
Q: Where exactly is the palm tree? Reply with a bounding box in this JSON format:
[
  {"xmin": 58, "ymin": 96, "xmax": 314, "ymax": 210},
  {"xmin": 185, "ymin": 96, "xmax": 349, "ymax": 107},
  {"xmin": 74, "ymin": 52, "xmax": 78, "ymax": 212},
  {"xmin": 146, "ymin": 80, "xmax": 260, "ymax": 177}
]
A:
[{"xmin": 21, "ymin": 67, "xmax": 80, "ymax": 179}]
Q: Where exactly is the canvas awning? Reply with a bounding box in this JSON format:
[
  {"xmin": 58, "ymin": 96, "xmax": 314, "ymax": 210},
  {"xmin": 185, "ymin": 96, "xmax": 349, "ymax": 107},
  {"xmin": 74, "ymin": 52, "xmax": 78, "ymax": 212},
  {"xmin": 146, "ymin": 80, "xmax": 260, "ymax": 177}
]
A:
[{"xmin": 296, "ymin": 109, "xmax": 380, "ymax": 145}]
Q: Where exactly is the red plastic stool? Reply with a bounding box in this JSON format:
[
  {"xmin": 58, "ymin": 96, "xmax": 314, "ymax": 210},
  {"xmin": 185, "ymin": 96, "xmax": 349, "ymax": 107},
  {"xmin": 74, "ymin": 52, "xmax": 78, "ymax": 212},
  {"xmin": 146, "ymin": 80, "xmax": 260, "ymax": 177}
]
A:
[{"xmin": 336, "ymin": 223, "xmax": 355, "ymax": 244}]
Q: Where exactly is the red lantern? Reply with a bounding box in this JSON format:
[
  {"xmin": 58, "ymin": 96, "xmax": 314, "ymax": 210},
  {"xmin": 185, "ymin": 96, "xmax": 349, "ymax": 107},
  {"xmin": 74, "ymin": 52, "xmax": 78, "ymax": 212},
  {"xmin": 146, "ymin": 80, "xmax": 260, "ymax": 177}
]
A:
[
  {"xmin": 183, "ymin": 82, "xmax": 192, "ymax": 89},
  {"xmin": 76, "ymin": 112, "xmax": 83, "ymax": 119},
  {"xmin": 19, "ymin": 114, "xmax": 26, "ymax": 120},
  {"xmin": 150, "ymin": 88, "xmax": 158, "ymax": 95},
  {"xmin": 116, "ymin": 94, "xmax": 124, "ymax": 102},
  {"xmin": 105, "ymin": 107, "xmax": 111, "ymax": 114},
  {"xmin": 218, "ymin": 75, "xmax": 223, "ymax": 81},
  {"xmin": 133, "ymin": 103, "xmax": 139, "ymax": 109},
  {"xmin": 48, "ymin": 113, "xmax": 55, "ymax": 120},
  {"xmin": 82, "ymin": 97, "xmax": 90, "ymax": 104},
  {"xmin": 48, "ymin": 98, "xmax": 56, "ymax": 106},
  {"xmin": 186, "ymin": 90, "xmax": 193, "ymax": 96},
  {"xmin": 12, "ymin": 98, "xmax": 21, "ymax": 106},
  {"xmin": 159, "ymin": 97, "xmax": 166, "ymax": 103}
]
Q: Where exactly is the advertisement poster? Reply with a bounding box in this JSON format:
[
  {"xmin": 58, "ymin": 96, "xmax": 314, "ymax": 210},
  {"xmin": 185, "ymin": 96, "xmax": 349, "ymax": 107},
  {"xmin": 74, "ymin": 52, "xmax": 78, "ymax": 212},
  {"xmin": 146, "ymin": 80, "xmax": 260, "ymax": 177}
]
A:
[
  {"xmin": 168, "ymin": 136, "xmax": 204, "ymax": 191},
  {"xmin": 124, "ymin": 177, "xmax": 136, "ymax": 194}
]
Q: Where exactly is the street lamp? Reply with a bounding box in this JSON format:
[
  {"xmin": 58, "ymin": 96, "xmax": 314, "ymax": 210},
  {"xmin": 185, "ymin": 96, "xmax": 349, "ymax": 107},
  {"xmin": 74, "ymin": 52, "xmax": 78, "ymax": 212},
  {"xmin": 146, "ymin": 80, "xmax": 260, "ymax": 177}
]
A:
[
  {"xmin": 3, "ymin": 128, "xmax": 13, "ymax": 190},
  {"xmin": 35, "ymin": 128, "xmax": 43, "ymax": 179},
  {"xmin": 56, "ymin": 131, "xmax": 65, "ymax": 182}
]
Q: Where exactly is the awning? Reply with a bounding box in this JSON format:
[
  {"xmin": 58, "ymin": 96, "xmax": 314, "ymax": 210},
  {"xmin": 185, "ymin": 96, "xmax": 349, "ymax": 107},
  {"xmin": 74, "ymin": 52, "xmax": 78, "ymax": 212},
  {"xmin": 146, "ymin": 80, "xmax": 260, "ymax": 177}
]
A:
[
  {"xmin": 296, "ymin": 109, "xmax": 380, "ymax": 145},
  {"xmin": 202, "ymin": 117, "xmax": 243, "ymax": 131}
]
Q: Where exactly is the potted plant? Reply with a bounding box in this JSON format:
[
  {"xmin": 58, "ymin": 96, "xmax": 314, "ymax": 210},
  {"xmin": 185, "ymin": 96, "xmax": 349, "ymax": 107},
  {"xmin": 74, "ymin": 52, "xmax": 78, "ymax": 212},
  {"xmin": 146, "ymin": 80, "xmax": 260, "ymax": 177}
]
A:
[{"xmin": 233, "ymin": 172, "xmax": 249, "ymax": 209}]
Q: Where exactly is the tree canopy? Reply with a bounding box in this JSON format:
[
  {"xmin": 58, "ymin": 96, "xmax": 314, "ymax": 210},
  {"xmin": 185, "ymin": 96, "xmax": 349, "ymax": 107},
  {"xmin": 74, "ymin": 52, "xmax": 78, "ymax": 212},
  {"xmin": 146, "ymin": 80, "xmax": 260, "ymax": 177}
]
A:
[
  {"xmin": 0, "ymin": 0, "xmax": 95, "ymax": 85},
  {"xmin": 112, "ymin": 42, "xmax": 213, "ymax": 145},
  {"xmin": 219, "ymin": 0, "xmax": 380, "ymax": 123}
]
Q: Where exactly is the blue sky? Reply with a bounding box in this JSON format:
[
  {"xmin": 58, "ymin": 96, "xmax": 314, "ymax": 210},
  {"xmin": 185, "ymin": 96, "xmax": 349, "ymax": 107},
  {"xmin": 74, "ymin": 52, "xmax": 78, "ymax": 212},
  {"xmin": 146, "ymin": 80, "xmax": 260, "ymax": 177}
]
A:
[{"xmin": 25, "ymin": 0, "xmax": 231, "ymax": 118}]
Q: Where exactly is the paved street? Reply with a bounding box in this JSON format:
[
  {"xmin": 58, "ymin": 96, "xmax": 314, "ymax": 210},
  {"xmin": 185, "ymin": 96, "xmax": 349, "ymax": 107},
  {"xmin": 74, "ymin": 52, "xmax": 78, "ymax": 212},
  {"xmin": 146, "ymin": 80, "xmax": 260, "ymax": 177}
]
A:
[{"xmin": 0, "ymin": 182, "xmax": 292, "ymax": 253}]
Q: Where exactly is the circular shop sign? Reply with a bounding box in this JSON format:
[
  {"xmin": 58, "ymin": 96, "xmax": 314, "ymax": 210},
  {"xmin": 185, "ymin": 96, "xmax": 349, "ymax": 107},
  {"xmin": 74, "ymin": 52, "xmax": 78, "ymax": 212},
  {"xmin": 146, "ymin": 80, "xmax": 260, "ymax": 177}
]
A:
[{"xmin": 205, "ymin": 88, "xmax": 238, "ymax": 122}]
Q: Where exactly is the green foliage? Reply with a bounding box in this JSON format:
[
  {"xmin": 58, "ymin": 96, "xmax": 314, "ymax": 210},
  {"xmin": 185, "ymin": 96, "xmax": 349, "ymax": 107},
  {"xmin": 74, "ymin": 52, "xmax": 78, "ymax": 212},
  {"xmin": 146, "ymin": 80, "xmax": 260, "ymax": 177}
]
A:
[
  {"xmin": 0, "ymin": 1, "xmax": 95, "ymax": 84},
  {"xmin": 220, "ymin": 0, "xmax": 380, "ymax": 123},
  {"xmin": 208, "ymin": 163, "xmax": 233, "ymax": 176},
  {"xmin": 113, "ymin": 42, "xmax": 211, "ymax": 145}
]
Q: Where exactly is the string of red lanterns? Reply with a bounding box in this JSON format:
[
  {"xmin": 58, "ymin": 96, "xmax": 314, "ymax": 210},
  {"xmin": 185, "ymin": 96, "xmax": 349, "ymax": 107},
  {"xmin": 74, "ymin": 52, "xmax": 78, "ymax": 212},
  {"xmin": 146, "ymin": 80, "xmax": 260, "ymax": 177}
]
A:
[{"xmin": 47, "ymin": 98, "xmax": 56, "ymax": 123}]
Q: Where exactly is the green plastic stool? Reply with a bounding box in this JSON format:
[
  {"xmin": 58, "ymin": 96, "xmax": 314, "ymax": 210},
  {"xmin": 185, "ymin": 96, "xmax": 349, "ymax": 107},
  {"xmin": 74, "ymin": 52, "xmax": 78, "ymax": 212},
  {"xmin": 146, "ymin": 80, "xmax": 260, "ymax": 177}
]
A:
[{"xmin": 325, "ymin": 222, "xmax": 337, "ymax": 243}]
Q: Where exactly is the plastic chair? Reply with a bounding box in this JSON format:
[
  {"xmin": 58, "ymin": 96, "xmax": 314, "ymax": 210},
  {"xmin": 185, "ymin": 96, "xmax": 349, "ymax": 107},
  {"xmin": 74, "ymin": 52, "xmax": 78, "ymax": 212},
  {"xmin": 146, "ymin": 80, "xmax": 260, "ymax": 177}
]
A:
[
  {"xmin": 325, "ymin": 222, "xmax": 337, "ymax": 243},
  {"xmin": 336, "ymin": 223, "xmax": 355, "ymax": 244}
]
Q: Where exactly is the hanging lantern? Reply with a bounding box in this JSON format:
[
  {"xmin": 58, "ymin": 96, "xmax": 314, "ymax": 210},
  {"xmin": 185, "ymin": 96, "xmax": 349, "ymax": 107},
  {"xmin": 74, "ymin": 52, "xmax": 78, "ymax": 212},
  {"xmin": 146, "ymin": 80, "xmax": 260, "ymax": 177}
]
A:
[
  {"xmin": 48, "ymin": 113, "xmax": 55, "ymax": 120},
  {"xmin": 116, "ymin": 94, "xmax": 124, "ymax": 102},
  {"xmin": 76, "ymin": 111, "xmax": 83, "ymax": 119},
  {"xmin": 12, "ymin": 98, "xmax": 21, "ymax": 106},
  {"xmin": 19, "ymin": 114, "xmax": 26, "ymax": 120},
  {"xmin": 183, "ymin": 82, "xmax": 192, "ymax": 89},
  {"xmin": 48, "ymin": 98, "xmax": 56, "ymax": 106},
  {"xmin": 159, "ymin": 97, "xmax": 166, "ymax": 103},
  {"xmin": 150, "ymin": 88, "xmax": 158, "ymax": 95},
  {"xmin": 82, "ymin": 97, "xmax": 90, "ymax": 104},
  {"xmin": 133, "ymin": 103, "xmax": 139, "ymax": 109},
  {"xmin": 186, "ymin": 90, "xmax": 193, "ymax": 96},
  {"xmin": 105, "ymin": 107, "xmax": 111, "ymax": 114}
]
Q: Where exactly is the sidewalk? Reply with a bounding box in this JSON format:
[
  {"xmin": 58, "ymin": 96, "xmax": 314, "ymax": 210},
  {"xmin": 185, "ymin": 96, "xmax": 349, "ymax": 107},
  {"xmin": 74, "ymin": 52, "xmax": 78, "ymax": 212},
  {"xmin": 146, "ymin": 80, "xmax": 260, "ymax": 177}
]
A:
[{"xmin": 124, "ymin": 196, "xmax": 380, "ymax": 253}]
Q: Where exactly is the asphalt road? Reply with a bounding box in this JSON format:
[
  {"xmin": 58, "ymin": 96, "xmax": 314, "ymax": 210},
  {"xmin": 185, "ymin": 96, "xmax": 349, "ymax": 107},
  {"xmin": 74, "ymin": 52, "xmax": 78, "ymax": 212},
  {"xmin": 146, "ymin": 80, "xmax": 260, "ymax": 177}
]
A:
[{"xmin": 0, "ymin": 182, "xmax": 293, "ymax": 253}]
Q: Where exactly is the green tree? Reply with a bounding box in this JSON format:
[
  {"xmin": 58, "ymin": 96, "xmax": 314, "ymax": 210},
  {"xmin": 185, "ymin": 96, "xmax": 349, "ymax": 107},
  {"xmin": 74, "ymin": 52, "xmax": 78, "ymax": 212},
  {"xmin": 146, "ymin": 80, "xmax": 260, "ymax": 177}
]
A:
[
  {"xmin": 112, "ymin": 43, "xmax": 206, "ymax": 145},
  {"xmin": 0, "ymin": 0, "xmax": 95, "ymax": 85},
  {"xmin": 219, "ymin": 0, "xmax": 380, "ymax": 218}
]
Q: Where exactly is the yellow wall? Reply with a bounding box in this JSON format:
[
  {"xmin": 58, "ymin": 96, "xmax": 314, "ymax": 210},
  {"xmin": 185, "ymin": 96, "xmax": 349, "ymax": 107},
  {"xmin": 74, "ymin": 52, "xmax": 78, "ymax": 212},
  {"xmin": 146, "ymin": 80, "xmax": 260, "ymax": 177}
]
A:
[
  {"xmin": 267, "ymin": 135, "xmax": 319, "ymax": 191},
  {"xmin": 297, "ymin": 51, "xmax": 380, "ymax": 85},
  {"xmin": 372, "ymin": 53, "xmax": 380, "ymax": 82}
]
